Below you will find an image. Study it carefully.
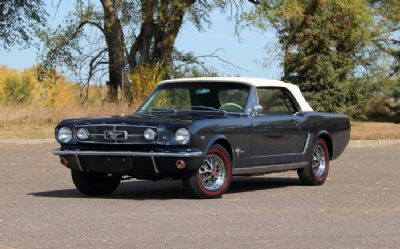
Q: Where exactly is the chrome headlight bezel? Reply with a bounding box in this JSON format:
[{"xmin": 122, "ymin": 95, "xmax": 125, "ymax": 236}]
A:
[
  {"xmin": 57, "ymin": 127, "xmax": 73, "ymax": 144},
  {"xmin": 175, "ymin": 128, "xmax": 190, "ymax": 145},
  {"xmin": 144, "ymin": 128, "xmax": 157, "ymax": 141},
  {"xmin": 76, "ymin": 128, "xmax": 89, "ymax": 140}
]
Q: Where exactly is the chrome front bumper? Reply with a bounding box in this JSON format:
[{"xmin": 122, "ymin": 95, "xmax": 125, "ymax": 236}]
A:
[{"xmin": 53, "ymin": 149, "xmax": 203, "ymax": 158}]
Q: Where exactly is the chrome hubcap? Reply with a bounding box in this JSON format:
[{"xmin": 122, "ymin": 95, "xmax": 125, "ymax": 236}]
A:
[
  {"xmin": 198, "ymin": 154, "xmax": 226, "ymax": 191},
  {"xmin": 312, "ymin": 144, "xmax": 326, "ymax": 177}
]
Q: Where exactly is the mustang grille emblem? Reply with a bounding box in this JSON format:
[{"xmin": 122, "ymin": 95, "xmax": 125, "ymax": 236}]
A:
[{"xmin": 104, "ymin": 130, "xmax": 128, "ymax": 140}]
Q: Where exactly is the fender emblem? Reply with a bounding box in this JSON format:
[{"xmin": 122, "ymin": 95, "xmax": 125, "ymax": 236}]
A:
[{"xmin": 235, "ymin": 147, "xmax": 245, "ymax": 157}]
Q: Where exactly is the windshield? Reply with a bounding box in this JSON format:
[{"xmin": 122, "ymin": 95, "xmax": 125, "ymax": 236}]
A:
[{"xmin": 137, "ymin": 82, "xmax": 250, "ymax": 113}]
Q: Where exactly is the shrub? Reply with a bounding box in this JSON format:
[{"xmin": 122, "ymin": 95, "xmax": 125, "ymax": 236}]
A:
[{"xmin": 2, "ymin": 75, "xmax": 34, "ymax": 104}]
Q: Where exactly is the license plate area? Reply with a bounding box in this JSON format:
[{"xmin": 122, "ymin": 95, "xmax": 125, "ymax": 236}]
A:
[
  {"xmin": 104, "ymin": 157, "xmax": 131, "ymax": 168},
  {"xmin": 80, "ymin": 156, "xmax": 132, "ymax": 173}
]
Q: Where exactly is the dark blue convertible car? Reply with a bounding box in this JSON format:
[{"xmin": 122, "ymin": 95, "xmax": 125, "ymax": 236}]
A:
[{"xmin": 53, "ymin": 77, "xmax": 350, "ymax": 198}]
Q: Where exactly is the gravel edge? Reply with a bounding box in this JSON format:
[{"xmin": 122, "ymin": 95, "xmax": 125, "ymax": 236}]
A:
[{"xmin": 0, "ymin": 139, "xmax": 55, "ymax": 144}]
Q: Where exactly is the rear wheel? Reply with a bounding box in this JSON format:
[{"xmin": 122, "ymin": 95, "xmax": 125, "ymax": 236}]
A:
[
  {"xmin": 183, "ymin": 144, "xmax": 232, "ymax": 198},
  {"xmin": 297, "ymin": 138, "xmax": 330, "ymax": 185},
  {"xmin": 71, "ymin": 170, "xmax": 120, "ymax": 196}
]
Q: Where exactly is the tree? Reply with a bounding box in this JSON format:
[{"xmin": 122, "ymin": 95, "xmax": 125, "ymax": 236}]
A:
[
  {"xmin": 0, "ymin": 0, "xmax": 47, "ymax": 49},
  {"xmin": 39, "ymin": 0, "xmax": 207, "ymax": 102},
  {"xmin": 245, "ymin": 0, "xmax": 375, "ymax": 114},
  {"xmin": 39, "ymin": 0, "xmax": 258, "ymax": 102},
  {"xmin": 359, "ymin": 0, "xmax": 400, "ymax": 117},
  {"xmin": 370, "ymin": 0, "xmax": 400, "ymax": 73}
]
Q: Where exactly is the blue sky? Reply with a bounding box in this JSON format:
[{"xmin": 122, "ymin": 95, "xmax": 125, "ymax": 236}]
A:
[{"xmin": 0, "ymin": 1, "xmax": 282, "ymax": 80}]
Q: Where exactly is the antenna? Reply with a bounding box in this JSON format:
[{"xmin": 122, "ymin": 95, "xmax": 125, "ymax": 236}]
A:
[{"xmin": 121, "ymin": 68, "xmax": 125, "ymax": 116}]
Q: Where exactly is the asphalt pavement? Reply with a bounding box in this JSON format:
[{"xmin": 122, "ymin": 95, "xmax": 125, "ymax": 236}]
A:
[{"xmin": 0, "ymin": 143, "xmax": 399, "ymax": 249}]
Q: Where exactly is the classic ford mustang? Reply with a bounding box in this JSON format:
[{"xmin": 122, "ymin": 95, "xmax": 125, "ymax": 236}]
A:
[{"xmin": 53, "ymin": 77, "xmax": 350, "ymax": 198}]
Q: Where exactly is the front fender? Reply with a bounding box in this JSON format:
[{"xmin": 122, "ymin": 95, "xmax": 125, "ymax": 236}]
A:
[
  {"xmin": 203, "ymin": 134, "xmax": 235, "ymax": 169},
  {"xmin": 204, "ymin": 134, "xmax": 227, "ymax": 152}
]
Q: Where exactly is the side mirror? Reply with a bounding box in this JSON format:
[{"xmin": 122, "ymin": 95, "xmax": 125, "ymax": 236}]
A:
[{"xmin": 251, "ymin": 104, "xmax": 263, "ymax": 116}]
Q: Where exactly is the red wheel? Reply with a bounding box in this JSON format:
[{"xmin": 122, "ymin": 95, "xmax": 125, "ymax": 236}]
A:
[
  {"xmin": 298, "ymin": 138, "xmax": 330, "ymax": 185},
  {"xmin": 183, "ymin": 144, "xmax": 232, "ymax": 198}
]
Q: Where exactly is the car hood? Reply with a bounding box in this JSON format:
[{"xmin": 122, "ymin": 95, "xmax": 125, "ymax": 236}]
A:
[{"xmin": 59, "ymin": 112, "xmax": 230, "ymax": 128}]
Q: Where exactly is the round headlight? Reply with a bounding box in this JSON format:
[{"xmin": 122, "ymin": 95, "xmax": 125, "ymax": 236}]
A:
[
  {"xmin": 58, "ymin": 127, "xmax": 72, "ymax": 143},
  {"xmin": 76, "ymin": 128, "xmax": 89, "ymax": 140},
  {"xmin": 175, "ymin": 128, "xmax": 190, "ymax": 145},
  {"xmin": 144, "ymin": 128, "xmax": 157, "ymax": 141}
]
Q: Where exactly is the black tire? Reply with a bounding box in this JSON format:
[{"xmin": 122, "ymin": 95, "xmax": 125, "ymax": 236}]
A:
[
  {"xmin": 298, "ymin": 138, "xmax": 330, "ymax": 185},
  {"xmin": 71, "ymin": 170, "xmax": 120, "ymax": 196},
  {"xmin": 183, "ymin": 144, "xmax": 232, "ymax": 199}
]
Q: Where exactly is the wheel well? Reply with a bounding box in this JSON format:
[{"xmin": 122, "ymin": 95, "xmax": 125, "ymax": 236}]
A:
[
  {"xmin": 213, "ymin": 139, "xmax": 233, "ymax": 161},
  {"xmin": 318, "ymin": 133, "xmax": 333, "ymax": 160}
]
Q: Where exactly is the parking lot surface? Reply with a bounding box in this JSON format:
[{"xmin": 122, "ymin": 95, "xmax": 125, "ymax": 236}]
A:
[{"xmin": 0, "ymin": 144, "xmax": 399, "ymax": 249}]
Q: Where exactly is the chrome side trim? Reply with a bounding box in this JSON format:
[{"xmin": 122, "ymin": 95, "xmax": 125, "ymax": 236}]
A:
[
  {"xmin": 252, "ymin": 153, "xmax": 299, "ymax": 158},
  {"xmin": 53, "ymin": 149, "xmax": 203, "ymax": 158},
  {"xmin": 233, "ymin": 162, "xmax": 307, "ymax": 175},
  {"xmin": 302, "ymin": 132, "xmax": 311, "ymax": 155}
]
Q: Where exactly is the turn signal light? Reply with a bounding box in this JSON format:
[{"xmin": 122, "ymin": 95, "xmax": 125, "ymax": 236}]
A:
[
  {"xmin": 60, "ymin": 158, "xmax": 69, "ymax": 167},
  {"xmin": 176, "ymin": 160, "xmax": 186, "ymax": 169}
]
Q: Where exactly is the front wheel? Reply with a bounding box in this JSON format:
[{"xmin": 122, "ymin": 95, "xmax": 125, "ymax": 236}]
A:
[
  {"xmin": 71, "ymin": 170, "xmax": 121, "ymax": 196},
  {"xmin": 297, "ymin": 138, "xmax": 330, "ymax": 185},
  {"xmin": 183, "ymin": 144, "xmax": 232, "ymax": 198}
]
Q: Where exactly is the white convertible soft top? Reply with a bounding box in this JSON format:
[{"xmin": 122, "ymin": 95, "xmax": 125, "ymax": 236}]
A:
[{"xmin": 159, "ymin": 77, "xmax": 314, "ymax": 112}]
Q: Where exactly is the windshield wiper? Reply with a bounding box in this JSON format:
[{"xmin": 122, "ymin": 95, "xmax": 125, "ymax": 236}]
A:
[
  {"xmin": 135, "ymin": 108, "xmax": 177, "ymax": 115},
  {"xmin": 137, "ymin": 106, "xmax": 226, "ymax": 115},
  {"xmin": 191, "ymin": 106, "xmax": 225, "ymax": 112},
  {"xmin": 150, "ymin": 108, "xmax": 177, "ymax": 114}
]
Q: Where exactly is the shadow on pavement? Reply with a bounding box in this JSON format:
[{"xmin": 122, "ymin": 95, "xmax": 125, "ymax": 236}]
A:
[
  {"xmin": 29, "ymin": 176, "xmax": 301, "ymax": 200},
  {"xmin": 229, "ymin": 176, "xmax": 301, "ymax": 194}
]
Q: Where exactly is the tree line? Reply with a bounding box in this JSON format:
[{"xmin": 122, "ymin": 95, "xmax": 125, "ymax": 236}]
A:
[{"xmin": 1, "ymin": 0, "xmax": 399, "ymax": 120}]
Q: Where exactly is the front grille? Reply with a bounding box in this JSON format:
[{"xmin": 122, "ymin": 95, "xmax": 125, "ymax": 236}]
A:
[
  {"xmin": 157, "ymin": 128, "xmax": 174, "ymax": 142},
  {"xmin": 75, "ymin": 125, "xmax": 158, "ymax": 144}
]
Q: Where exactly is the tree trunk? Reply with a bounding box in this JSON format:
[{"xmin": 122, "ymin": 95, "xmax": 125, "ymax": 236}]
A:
[{"xmin": 100, "ymin": 0, "xmax": 126, "ymax": 102}]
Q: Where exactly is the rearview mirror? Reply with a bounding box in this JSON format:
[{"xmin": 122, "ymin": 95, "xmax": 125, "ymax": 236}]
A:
[{"xmin": 251, "ymin": 104, "xmax": 263, "ymax": 116}]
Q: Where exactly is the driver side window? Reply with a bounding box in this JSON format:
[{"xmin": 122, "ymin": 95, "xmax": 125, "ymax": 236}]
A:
[
  {"xmin": 257, "ymin": 87, "xmax": 298, "ymax": 115},
  {"xmin": 218, "ymin": 89, "xmax": 248, "ymax": 112}
]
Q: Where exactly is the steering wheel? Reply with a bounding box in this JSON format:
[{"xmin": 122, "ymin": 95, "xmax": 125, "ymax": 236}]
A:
[{"xmin": 219, "ymin": 102, "xmax": 243, "ymax": 111}]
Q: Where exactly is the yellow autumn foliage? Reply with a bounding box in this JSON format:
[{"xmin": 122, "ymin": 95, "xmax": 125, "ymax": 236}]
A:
[
  {"xmin": 0, "ymin": 65, "xmax": 114, "ymax": 108},
  {"xmin": 0, "ymin": 65, "xmax": 142, "ymax": 133},
  {"xmin": 0, "ymin": 65, "xmax": 79, "ymax": 107},
  {"xmin": 131, "ymin": 65, "xmax": 165, "ymax": 101}
]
